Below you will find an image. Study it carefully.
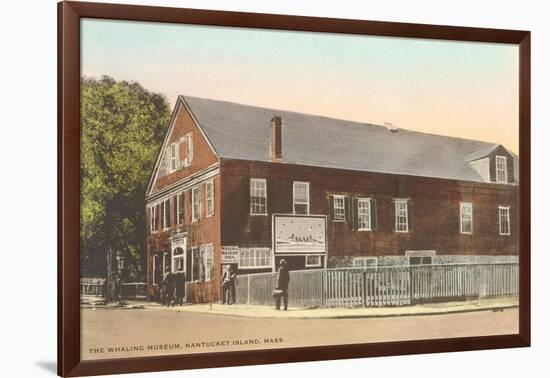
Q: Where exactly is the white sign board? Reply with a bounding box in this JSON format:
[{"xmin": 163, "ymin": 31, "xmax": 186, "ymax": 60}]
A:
[
  {"xmin": 221, "ymin": 246, "xmax": 239, "ymax": 263},
  {"xmin": 274, "ymin": 215, "xmax": 326, "ymax": 254}
]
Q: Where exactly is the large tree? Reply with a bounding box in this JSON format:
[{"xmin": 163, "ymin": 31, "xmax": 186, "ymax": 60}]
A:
[{"xmin": 80, "ymin": 76, "xmax": 171, "ymax": 280}]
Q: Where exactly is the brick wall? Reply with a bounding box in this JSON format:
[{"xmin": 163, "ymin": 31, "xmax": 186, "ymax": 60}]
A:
[{"xmin": 220, "ymin": 159, "xmax": 519, "ymax": 259}]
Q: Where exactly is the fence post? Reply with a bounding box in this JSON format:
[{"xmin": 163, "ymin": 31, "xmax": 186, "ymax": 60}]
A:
[{"xmin": 247, "ymin": 275, "xmax": 250, "ymax": 305}]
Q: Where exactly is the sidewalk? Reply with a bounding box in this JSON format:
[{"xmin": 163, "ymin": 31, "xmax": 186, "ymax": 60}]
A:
[{"xmin": 142, "ymin": 296, "xmax": 518, "ymax": 319}]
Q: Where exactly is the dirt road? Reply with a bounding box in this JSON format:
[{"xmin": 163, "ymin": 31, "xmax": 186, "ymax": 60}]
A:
[{"xmin": 81, "ymin": 307, "xmax": 518, "ymax": 360}]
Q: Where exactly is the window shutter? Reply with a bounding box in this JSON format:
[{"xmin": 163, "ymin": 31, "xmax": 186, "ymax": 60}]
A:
[
  {"xmin": 370, "ymin": 198, "xmax": 377, "ymax": 230},
  {"xmin": 407, "ymin": 201, "xmax": 413, "ymax": 231},
  {"xmin": 179, "ymin": 139, "xmax": 187, "ymax": 164},
  {"xmin": 329, "ymin": 195, "xmax": 334, "ymax": 220},
  {"xmin": 158, "ymin": 150, "xmax": 168, "ymax": 176},
  {"xmin": 181, "ymin": 190, "xmax": 187, "ymax": 224},
  {"xmin": 391, "ymin": 200, "xmax": 395, "ymax": 232},
  {"xmin": 345, "ymin": 196, "xmax": 351, "ymax": 223},
  {"xmin": 188, "ymin": 134, "xmax": 194, "ymax": 163},
  {"xmin": 489, "ymin": 156, "xmax": 496, "ymax": 182},
  {"xmin": 155, "ymin": 204, "xmax": 160, "ymax": 230},
  {"xmin": 351, "ymin": 197, "xmax": 358, "ymax": 230},
  {"xmin": 167, "ymin": 199, "xmax": 171, "ymax": 228},
  {"xmin": 173, "ymin": 195, "xmax": 178, "ymax": 223},
  {"xmin": 507, "ymin": 156, "xmax": 514, "ymax": 183}
]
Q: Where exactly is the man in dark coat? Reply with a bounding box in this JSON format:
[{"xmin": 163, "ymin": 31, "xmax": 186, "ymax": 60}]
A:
[
  {"xmin": 221, "ymin": 266, "xmax": 231, "ymax": 305},
  {"xmin": 228, "ymin": 266, "xmax": 238, "ymax": 305},
  {"xmin": 161, "ymin": 272, "xmax": 175, "ymax": 306},
  {"xmin": 275, "ymin": 259, "xmax": 290, "ymax": 310},
  {"xmin": 174, "ymin": 271, "xmax": 186, "ymax": 306}
]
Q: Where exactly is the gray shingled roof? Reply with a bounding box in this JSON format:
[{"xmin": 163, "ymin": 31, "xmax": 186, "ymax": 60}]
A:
[{"xmin": 183, "ymin": 96, "xmax": 518, "ymax": 183}]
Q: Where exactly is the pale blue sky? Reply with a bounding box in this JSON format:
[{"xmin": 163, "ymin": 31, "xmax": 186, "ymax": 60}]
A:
[{"xmin": 81, "ymin": 18, "xmax": 519, "ymax": 153}]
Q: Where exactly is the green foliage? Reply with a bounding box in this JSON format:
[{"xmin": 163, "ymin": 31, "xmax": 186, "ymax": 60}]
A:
[{"xmin": 81, "ymin": 76, "xmax": 170, "ymax": 279}]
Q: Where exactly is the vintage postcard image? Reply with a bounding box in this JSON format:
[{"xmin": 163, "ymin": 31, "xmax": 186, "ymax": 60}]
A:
[{"xmin": 79, "ymin": 19, "xmax": 519, "ymax": 360}]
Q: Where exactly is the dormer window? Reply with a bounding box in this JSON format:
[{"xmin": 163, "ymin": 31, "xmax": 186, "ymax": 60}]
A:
[{"xmin": 496, "ymin": 155, "xmax": 508, "ymax": 183}]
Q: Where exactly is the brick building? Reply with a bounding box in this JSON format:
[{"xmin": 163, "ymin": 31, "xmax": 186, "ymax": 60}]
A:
[{"xmin": 145, "ymin": 96, "xmax": 519, "ymax": 301}]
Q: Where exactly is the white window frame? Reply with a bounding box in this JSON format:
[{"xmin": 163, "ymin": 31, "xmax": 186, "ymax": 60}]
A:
[
  {"xmin": 293, "ymin": 181, "xmax": 310, "ymax": 215},
  {"xmin": 206, "ymin": 180, "xmax": 215, "ymax": 217},
  {"xmin": 499, "ymin": 206, "xmax": 511, "ymax": 236},
  {"xmin": 190, "ymin": 244, "xmax": 214, "ymax": 281},
  {"xmin": 394, "ymin": 199, "xmax": 409, "ymax": 232},
  {"xmin": 203, "ymin": 244, "xmax": 214, "ymax": 281},
  {"xmin": 162, "ymin": 198, "xmax": 171, "ymax": 230},
  {"xmin": 176, "ymin": 193, "xmax": 184, "ymax": 225},
  {"xmin": 305, "ymin": 255, "xmax": 322, "ymax": 267},
  {"xmin": 352, "ymin": 257, "xmax": 378, "ymax": 269},
  {"xmin": 250, "ymin": 178, "xmax": 267, "ymax": 215},
  {"xmin": 150, "ymin": 204, "xmax": 158, "ymax": 233},
  {"xmin": 496, "ymin": 155, "xmax": 508, "ymax": 183},
  {"xmin": 192, "ymin": 186, "xmax": 201, "ymax": 222},
  {"xmin": 186, "ymin": 133, "xmax": 193, "ymax": 165},
  {"xmin": 460, "ymin": 202, "xmax": 473, "ymax": 234},
  {"xmin": 152, "ymin": 255, "xmax": 158, "ymax": 286},
  {"xmin": 357, "ymin": 198, "xmax": 372, "ymax": 231},
  {"xmin": 162, "ymin": 252, "xmax": 169, "ymax": 276},
  {"xmin": 169, "ymin": 143, "xmax": 179, "ymax": 172},
  {"xmin": 238, "ymin": 248, "xmax": 272, "ymax": 269},
  {"xmin": 333, "ymin": 195, "xmax": 346, "ymax": 221},
  {"xmin": 172, "ymin": 246, "xmax": 185, "ymax": 274}
]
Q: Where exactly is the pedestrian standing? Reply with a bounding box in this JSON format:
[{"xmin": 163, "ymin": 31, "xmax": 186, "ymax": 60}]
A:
[
  {"xmin": 228, "ymin": 266, "xmax": 238, "ymax": 305},
  {"xmin": 275, "ymin": 259, "xmax": 290, "ymax": 311},
  {"xmin": 175, "ymin": 271, "xmax": 186, "ymax": 306},
  {"xmin": 221, "ymin": 266, "xmax": 231, "ymax": 305}
]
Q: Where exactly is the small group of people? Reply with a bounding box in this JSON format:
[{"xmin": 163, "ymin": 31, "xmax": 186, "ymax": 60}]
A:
[
  {"xmin": 160, "ymin": 271, "xmax": 186, "ymax": 306},
  {"xmin": 221, "ymin": 265, "xmax": 238, "ymax": 305},
  {"xmin": 220, "ymin": 260, "xmax": 290, "ymax": 310}
]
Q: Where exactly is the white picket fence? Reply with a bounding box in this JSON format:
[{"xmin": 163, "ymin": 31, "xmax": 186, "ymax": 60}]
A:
[
  {"xmin": 80, "ymin": 278, "xmax": 147, "ymax": 299},
  {"xmin": 234, "ymin": 263, "xmax": 519, "ymax": 308}
]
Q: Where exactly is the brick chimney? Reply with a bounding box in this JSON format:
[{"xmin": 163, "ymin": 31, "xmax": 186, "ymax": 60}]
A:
[{"xmin": 271, "ymin": 116, "xmax": 282, "ymax": 161}]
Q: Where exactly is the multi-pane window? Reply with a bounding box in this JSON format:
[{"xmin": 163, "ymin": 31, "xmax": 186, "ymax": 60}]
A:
[
  {"xmin": 191, "ymin": 245, "xmax": 214, "ymax": 281},
  {"xmin": 203, "ymin": 244, "xmax": 214, "ymax": 281},
  {"xmin": 499, "ymin": 206, "xmax": 511, "ymax": 235},
  {"xmin": 333, "ymin": 195, "xmax": 345, "ymax": 220},
  {"xmin": 150, "ymin": 205, "xmax": 158, "ymax": 232},
  {"xmin": 172, "ymin": 247, "xmax": 185, "ymax": 273},
  {"xmin": 460, "ymin": 202, "xmax": 473, "ymax": 234},
  {"xmin": 496, "ymin": 155, "xmax": 508, "ymax": 183},
  {"xmin": 239, "ymin": 248, "xmax": 271, "ymax": 269},
  {"xmin": 352, "ymin": 257, "xmax": 378, "ymax": 268},
  {"xmin": 191, "ymin": 247, "xmax": 201, "ymax": 281},
  {"xmin": 250, "ymin": 178, "xmax": 267, "ymax": 215},
  {"xmin": 358, "ymin": 199, "xmax": 372, "ymax": 231},
  {"xmin": 409, "ymin": 256, "xmax": 432, "ymax": 265},
  {"xmin": 206, "ymin": 180, "xmax": 215, "ymax": 217},
  {"xmin": 394, "ymin": 199, "xmax": 408, "ymax": 232},
  {"xmin": 293, "ymin": 181, "xmax": 310, "ymax": 215},
  {"xmin": 192, "ymin": 186, "xmax": 201, "ymax": 222},
  {"xmin": 176, "ymin": 193, "xmax": 184, "ymax": 225},
  {"xmin": 162, "ymin": 252, "xmax": 170, "ymax": 276},
  {"xmin": 305, "ymin": 255, "xmax": 321, "ymax": 267},
  {"xmin": 162, "ymin": 198, "xmax": 171, "ymax": 230}
]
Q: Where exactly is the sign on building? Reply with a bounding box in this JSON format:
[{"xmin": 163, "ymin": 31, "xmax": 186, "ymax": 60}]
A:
[
  {"xmin": 221, "ymin": 246, "xmax": 239, "ymax": 263},
  {"xmin": 273, "ymin": 215, "xmax": 327, "ymax": 254}
]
